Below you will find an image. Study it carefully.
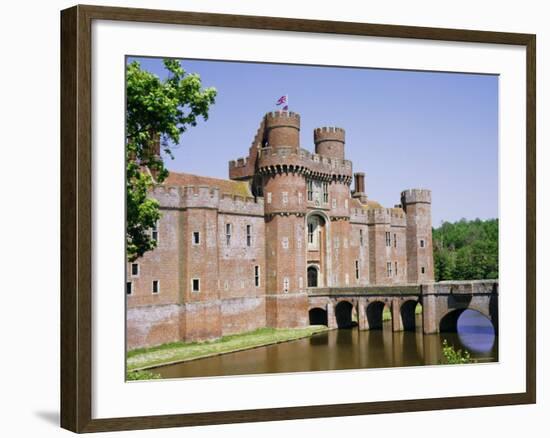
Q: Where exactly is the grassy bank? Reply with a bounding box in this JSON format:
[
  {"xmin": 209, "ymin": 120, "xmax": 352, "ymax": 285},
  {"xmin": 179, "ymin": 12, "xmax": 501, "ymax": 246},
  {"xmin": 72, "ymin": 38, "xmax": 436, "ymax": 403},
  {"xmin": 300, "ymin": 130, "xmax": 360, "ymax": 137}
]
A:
[
  {"xmin": 382, "ymin": 304, "xmax": 422, "ymax": 321},
  {"xmin": 127, "ymin": 326, "xmax": 328, "ymax": 373}
]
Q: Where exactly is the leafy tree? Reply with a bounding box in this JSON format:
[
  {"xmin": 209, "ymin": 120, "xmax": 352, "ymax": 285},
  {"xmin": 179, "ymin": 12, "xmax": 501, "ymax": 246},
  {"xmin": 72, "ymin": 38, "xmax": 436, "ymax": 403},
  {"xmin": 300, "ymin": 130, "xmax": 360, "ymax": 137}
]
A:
[
  {"xmin": 126, "ymin": 59, "xmax": 216, "ymax": 261},
  {"xmin": 433, "ymin": 218, "xmax": 498, "ymax": 281}
]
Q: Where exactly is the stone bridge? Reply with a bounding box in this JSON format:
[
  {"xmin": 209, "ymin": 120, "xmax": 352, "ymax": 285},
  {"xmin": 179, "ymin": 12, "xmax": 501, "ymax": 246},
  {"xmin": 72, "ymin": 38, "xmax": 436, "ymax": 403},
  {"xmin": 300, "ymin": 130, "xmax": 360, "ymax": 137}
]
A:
[{"xmin": 306, "ymin": 280, "xmax": 498, "ymax": 334}]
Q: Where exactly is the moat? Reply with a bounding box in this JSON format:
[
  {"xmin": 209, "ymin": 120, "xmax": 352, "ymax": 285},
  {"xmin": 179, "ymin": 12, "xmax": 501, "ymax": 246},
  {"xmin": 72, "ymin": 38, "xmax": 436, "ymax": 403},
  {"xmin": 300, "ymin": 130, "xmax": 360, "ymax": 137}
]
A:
[{"xmin": 150, "ymin": 310, "xmax": 498, "ymax": 379}]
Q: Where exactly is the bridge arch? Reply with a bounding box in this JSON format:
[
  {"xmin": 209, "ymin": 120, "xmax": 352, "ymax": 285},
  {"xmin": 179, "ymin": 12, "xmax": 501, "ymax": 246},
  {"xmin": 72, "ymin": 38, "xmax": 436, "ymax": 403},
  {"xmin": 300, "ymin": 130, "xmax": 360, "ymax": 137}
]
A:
[
  {"xmin": 400, "ymin": 299, "xmax": 420, "ymax": 331},
  {"xmin": 309, "ymin": 307, "xmax": 328, "ymax": 326},
  {"xmin": 365, "ymin": 300, "xmax": 387, "ymax": 330},
  {"xmin": 335, "ymin": 300, "xmax": 355, "ymax": 328},
  {"xmin": 439, "ymin": 308, "xmax": 495, "ymax": 333}
]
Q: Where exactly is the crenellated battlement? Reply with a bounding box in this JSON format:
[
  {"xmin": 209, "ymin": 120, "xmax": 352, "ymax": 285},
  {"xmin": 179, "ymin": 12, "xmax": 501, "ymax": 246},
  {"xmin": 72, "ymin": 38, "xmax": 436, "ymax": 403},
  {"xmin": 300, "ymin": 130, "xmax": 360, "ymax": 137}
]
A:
[
  {"xmin": 313, "ymin": 126, "xmax": 345, "ymax": 141},
  {"xmin": 265, "ymin": 110, "xmax": 301, "ymax": 124},
  {"xmin": 229, "ymin": 157, "xmax": 249, "ymax": 168},
  {"xmin": 400, "ymin": 188, "xmax": 432, "ymax": 205}
]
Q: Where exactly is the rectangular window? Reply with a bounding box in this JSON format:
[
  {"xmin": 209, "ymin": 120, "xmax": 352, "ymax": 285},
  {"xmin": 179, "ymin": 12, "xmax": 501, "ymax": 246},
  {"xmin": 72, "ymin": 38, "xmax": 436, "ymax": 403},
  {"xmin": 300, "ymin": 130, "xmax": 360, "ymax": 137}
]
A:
[
  {"xmin": 152, "ymin": 280, "xmax": 159, "ymax": 294},
  {"xmin": 355, "ymin": 260, "xmax": 360, "ymax": 279},
  {"xmin": 385, "ymin": 232, "xmax": 391, "ymax": 247},
  {"xmin": 267, "ymin": 192, "xmax": 272, "ymax": 204},
  {"xmin": 387, "ymin": 262, "xmax": 392, "ymax": 277},
  {"xmin": 308, "ymin": 223, "xmax": 314, "ymax": 244},
  {"xmin": 307, "ymin": 180, "xmax": 313, "ymax": 201},
  {"xmin": 421, "ymin": 267, "xmax": 426, "ymax": 274},
  {"xmin": 151, "ymin": 221, "xmax": 159, "ymax": 243},
  {"xmin": 332, "ymin": 199, "xmax": 337, "ymax": 209},
  {"xmin": 322, "ymin": 182, "xmax": 329, "ymax": 204},
  {"xmin": 394, "ymin": 233, "xmax": 397, "ymax": 248},
  {"xmin": 246, "ymin": 225, "xmax": 252, "ymax": 247},
  {"xmin": 282, "ymin": 237, "xmax": 289, "ymax": 249},
  {"xmin": 420, "ymin": 239, "xmax": 425, "ymax": 248},
  {"xmin": 344, "ymin": 199, "xmax": 348, "ymax": 209},
  {"xmin": 225, "ymin": 223, "xmax": 231, "ymax": 246},
  {"xmin": 359, "ymin": 229, "xmax": 364, "ymax": 246},
  {"xmin": 395, "ymin": 262, "xmax": 398, "ymax": 276},
  {"xmin": 283, "ymin": 277, "xmax": 289, "ymax": 293},
  {"xmin": 298, "ymin": 192, "xmax": 303, "ymax": 204},
  {"xmin": 192, "ymin": 278, "xmax": 200, "ymax": 292},
  {"xmin": 282, "ymin": 192, "xmax": 288, "ymax": 204},
  {"xmin": 254, "ymin": 265, "xmax": 260, "ymax": 287},
  {"xmin": 192, "ymin": 231, "xmax": 200, "ymax": 245},
  {"xmin": 131, "ymin": 263, "xmax": 139, "ymax": 277},
  {"xmin": 126, "ymin": 282, "xmax": 132, "ymax": 295}
]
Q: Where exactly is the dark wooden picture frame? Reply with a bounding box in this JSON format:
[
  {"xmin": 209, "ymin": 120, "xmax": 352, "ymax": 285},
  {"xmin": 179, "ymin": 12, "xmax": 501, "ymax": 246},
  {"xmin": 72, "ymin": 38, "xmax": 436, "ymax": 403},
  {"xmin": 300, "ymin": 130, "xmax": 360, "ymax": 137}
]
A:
[{"xmin": 60, "ymin": 4, "xmax": 536, "ymax": 433}]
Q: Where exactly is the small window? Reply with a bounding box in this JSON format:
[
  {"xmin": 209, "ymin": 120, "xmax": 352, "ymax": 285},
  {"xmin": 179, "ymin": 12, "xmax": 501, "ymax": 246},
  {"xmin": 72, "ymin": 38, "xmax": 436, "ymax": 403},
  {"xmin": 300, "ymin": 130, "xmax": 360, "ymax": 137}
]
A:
[
  {"xmin": 385, "ymin": 232, "xmax": 391, "ymax": 247},
  {"xmin": 267, "ymin": 192, "xmax": 272, "ymax": 204},
  {"xmin": 299, "ymin": 277, "xmax": 303, "ymax": 289},
  {"xmin": 395, "ymin": 261, "xmax": 398, "ymax": 276},
  {"xmin": 387, "ymin": 262, "xmax": 392, "ymax": 277},
  {"xmin": 192, "ymin": 278, "xmax": 200, "ymax": 292},
  {"xmin": 254, "ymin": 265, "xmax": 260, "ymax": 287},
  {"xmin": 246, "ymin": 225, "xmax": 252, "ymax": 247},
  {"xmin": 282, "ymin": 192, "xmax": 288, "ymax": 204},
  {"xmin": 344, "ymin": 199, "xmax": 348, "ymax": 209},
  {"xmin": 151, "ymin": 221, "xmax": 159, "ymax": 243},
  {"xmin": 332, "ymin": 199, "xmax": 337, "ymax": 209},
  {"xmin": 282, "ymin": 237, "xmax": 289, "ymax": 249},
  {"xmin": 421, "ymin": 267, "xmax": 426, "ymax": 274},
  {"xmin": 307, "ymin": 180, "xmax": 313, "ymax": 201},
  {"xmin": 126, "ymin": 282, "xmax": 132, "ymax": 295},
  {"xmin": 355, "ymin": 260, "xmax": 360, "ymax": 279},
  {"xmin": 298, "ymin": 192, "xmax": 303, "ymax": 204},
  {"xmin": 322, "ymin": 182, "xmax": 329, "ymax": 204},
  {"xmin": 394, "ymin": 233, "xmax": 397, "ymax": 248},
  {"xmin": 359, "ymin": 229, "xmax": 364, "ymax": 246},
  {"xmin": 308, "ymin": 222, "xmax": 314, "ymax": 244},
  {"xmin": 131, "ymin": 263, "xmax": 139, "ymax": 277},
  {"xmin": 226, "ymin": 223, "xmax": 232, "ymax": 246},
  {"xmin": 345, "ymin": 273, "xmax": 349, "ymax": 285},
  {"xmin": 420, "ymin": 239, "xmax": 425, "ymax": 248},
  {"xmin": 152, "ymin": 280, "xmax": 159, "ymax": 294},
  {"xmin": 192, "ymin": 231, "xmax": 200, "ymax": 245},
  {"xmin": 283, "ymin": 277, "xmax": 290, "ymax": 293}
]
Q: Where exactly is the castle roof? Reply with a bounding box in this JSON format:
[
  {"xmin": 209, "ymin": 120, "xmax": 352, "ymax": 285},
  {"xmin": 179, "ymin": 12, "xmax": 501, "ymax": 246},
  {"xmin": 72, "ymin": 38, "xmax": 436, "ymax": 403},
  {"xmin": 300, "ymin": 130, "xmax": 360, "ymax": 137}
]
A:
[
  {"xmin": 164, "ymin": 171, "xmax": 252, "ymax": 197},
  {"xmin": 351, "ymin": 197, "xmax": 383, "ymax": 210}
]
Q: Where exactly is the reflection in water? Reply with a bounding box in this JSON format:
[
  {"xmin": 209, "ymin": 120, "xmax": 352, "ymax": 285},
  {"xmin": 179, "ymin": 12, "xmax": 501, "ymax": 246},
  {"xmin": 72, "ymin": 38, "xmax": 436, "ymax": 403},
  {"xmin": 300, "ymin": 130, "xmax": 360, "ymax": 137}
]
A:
[{"xmin": 152, "ymin": 312, "xmax": 498, "ymax": 379}]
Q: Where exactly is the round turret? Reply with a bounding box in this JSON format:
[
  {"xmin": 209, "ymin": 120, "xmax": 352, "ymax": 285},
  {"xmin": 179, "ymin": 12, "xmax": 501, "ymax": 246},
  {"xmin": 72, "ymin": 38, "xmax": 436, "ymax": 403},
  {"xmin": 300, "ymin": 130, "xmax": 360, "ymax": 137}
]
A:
[
  {"xmin": 265, "ymin": 111, "xmax": 301, "ymax": 149},
  {"xmin": 400, "ymin": 189, "xmax": 432, "ymax": 206},
  {"xmin": 314, "ymin": 127, "xmax": 345, "ymax": 160}
]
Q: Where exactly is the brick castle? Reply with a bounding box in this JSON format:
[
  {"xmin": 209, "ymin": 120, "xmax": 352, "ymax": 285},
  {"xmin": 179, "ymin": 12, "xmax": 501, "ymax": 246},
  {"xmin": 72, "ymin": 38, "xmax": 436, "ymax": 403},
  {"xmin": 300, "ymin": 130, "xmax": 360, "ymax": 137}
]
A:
[{"xmin": 126, "ymin": 111, "xmax": 434, "ymax": 349}]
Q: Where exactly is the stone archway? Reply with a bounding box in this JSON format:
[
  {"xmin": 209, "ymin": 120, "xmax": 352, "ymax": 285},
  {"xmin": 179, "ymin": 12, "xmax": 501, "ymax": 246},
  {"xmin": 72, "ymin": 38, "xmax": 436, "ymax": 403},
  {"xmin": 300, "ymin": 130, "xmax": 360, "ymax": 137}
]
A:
[
  {"xmin": 366, "ymin": 301, "xmax": 386, "ymax": 330},
  {"xmin": 400, "ymin": 300, "xmax": 419, "ymax": 331},
  {"xmin": 335, "ymin": 301, "xmax": 355, "ymax": 328},
  {"xmin": 439, "ymin": 308, "xmax": 495, "ymax": 333},
  {"xmin": 309, "ymin": 307, "xmax": 328, "ymax": 325}
]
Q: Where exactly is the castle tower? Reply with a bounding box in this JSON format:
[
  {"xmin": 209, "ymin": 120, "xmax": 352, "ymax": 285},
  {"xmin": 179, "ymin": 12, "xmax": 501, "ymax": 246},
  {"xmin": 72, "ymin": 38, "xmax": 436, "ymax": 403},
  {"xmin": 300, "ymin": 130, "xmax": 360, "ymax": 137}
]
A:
[
  {"xmin": 260, "ymin": 111, "xmax": 308, "ymax": 328},
  {"xmin": 314, "ymin": 127, "xmax": 345, "ymax": 160},
  {"xmin": 265, "ymin": 111, "xmax": 301, "ymax": 150},
  {"xmin": 401, "ymin": 189, "xmax": 434, "ymax": 284}
]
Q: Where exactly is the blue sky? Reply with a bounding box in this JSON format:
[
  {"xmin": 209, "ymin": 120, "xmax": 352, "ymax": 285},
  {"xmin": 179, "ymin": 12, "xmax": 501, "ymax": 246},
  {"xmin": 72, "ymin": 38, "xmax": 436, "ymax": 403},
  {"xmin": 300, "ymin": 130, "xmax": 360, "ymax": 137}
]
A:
[{"xmin": 128, "ymin": 57, "xmax": 498, "ymax": 226}]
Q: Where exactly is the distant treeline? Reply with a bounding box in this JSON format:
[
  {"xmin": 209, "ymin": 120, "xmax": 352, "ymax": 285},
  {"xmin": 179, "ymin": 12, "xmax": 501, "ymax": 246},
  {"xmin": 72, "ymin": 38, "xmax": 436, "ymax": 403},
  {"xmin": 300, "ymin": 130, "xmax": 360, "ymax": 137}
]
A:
[{"xmin": 432, "ymin": 218, "xmax": 498, "ymax": 281}]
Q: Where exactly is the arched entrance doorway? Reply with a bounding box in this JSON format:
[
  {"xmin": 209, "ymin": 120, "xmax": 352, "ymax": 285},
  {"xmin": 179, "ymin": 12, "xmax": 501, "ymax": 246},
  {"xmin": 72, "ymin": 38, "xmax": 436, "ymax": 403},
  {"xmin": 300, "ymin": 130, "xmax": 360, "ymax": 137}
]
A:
[{"xmin": 307, "ymin": 266, "xmax": 318, "ymax": 287}]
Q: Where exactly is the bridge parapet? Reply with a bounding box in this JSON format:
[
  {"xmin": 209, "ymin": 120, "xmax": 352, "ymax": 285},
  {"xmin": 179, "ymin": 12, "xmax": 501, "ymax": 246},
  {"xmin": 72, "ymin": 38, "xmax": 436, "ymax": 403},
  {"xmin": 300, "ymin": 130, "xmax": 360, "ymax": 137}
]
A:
[
  {"xmin": 422, "ymin": 280, "xmax": 499, "ymax": 296},
  {"xmin": 307, "ymin": 285, "xmax": 421, "ymax": 297}
]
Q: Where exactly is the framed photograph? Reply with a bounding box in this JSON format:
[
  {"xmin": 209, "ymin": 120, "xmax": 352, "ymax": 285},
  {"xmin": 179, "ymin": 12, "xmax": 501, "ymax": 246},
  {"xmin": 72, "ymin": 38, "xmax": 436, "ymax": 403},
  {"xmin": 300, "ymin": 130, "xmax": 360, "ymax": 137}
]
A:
[{"xmin": 60, "ymin": 4, "xmax": 536, "ymax": 433}]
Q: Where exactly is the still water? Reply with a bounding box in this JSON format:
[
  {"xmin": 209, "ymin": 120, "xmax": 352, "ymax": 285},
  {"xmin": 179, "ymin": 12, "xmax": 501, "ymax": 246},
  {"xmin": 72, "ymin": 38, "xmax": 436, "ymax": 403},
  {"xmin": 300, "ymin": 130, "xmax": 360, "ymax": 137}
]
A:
[{"xmin": 152, "ymin": 310, "xmax": 498, "ymax": 379}]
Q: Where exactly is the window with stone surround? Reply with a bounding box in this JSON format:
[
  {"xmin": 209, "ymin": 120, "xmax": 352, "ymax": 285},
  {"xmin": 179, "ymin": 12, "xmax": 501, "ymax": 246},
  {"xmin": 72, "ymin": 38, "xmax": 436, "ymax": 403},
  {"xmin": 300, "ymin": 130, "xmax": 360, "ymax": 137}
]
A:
[
  {"xmin": 359, "ymin": 229, "xmax": 364, "ymax": 246},
  {"xmin": 225, "ymin": 223, "xmax": 232, "ymax": 246},
  {"xmin": 355, "ymin": 260, "xmax": 360, "ymax": 279},
  {"xmin": 322, "ymin": 182, "xmax": 329, "ymax": 204},
  {"xmin": 307, "ymin": 180, "xmax": 313, "ymax": 201},
  {"xmin": 152, "ymin": 280, "xmax": 159, "ymax": 294},
  {"xmin": 192, "ymin": 231, "xmax": 200, "ymax": 245},
  {"xmin": 283, "ymin": 277, "xmax": 289, "ymax": 293},
  {"xmin": 332, "ymin": 198, "xmax": 336, "ymax": 209},
  {"xmin": 246, "ymin": 225, "xmax": 252, "ymax": 247},
  {"xmin": 267, "ymin": 192, "xmax": 272, "ymax": 204},
  {"xmin": 386, "ymin": 262, "xmax": 392, "ymax": 277},
  {"xmin": 254, "ymin": 265, "xmax": 260, "ymax": 287},
  {"xmin": 421, "ymin": 267, "xmax": 425, "ymax": 274},
  {"xmin": 131, "ymin": 263, "xmax": 139, "ymax": 277},
  {"xmin": 420, "ymin": 239, "xmax": 425, "ymax": 248},
  {"xmin": 298, "ymin": 192, "xmax": 303, "ymax": 204},
  {"xmin": 126, "ymin": 282, "xmax": 132, "ymax": 295},
  {"xmin": 385, "ymin": 232, "xmax": 391, "ymax": 247},
  {"xmin": 394, "ymin": 233, "xmax": 397, "ymax": 248},
  {"xmin": 192, "ymin": 278, "xmax": 200, "ymax": 292},
  {"xmin": 282, "ymin": 192, "xmax": 288, "ymax": 204},
  {"xmin": 395, "ymin": 261, "xmax": 398, "ymax": 276},
  {"xmin": 282, "ymin": 237, "xmax": 289, "ymax": 249}
]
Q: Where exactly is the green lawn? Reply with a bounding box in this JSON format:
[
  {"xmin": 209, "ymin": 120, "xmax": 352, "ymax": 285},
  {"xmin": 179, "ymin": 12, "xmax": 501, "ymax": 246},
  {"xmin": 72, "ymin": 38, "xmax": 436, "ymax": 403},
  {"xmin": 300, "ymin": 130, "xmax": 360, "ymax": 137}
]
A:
[{"xmin": 127, "ymin": 326, "xmax": 328, "ymax": 373}]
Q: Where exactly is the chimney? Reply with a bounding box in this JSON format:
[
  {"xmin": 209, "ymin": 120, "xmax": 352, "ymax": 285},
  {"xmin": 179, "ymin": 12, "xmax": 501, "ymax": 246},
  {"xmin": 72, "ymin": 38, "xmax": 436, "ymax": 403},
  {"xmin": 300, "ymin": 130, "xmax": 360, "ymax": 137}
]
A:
[{"xmin": 354, "ymin": 172, "xmax": 365, "ymax": 194}]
